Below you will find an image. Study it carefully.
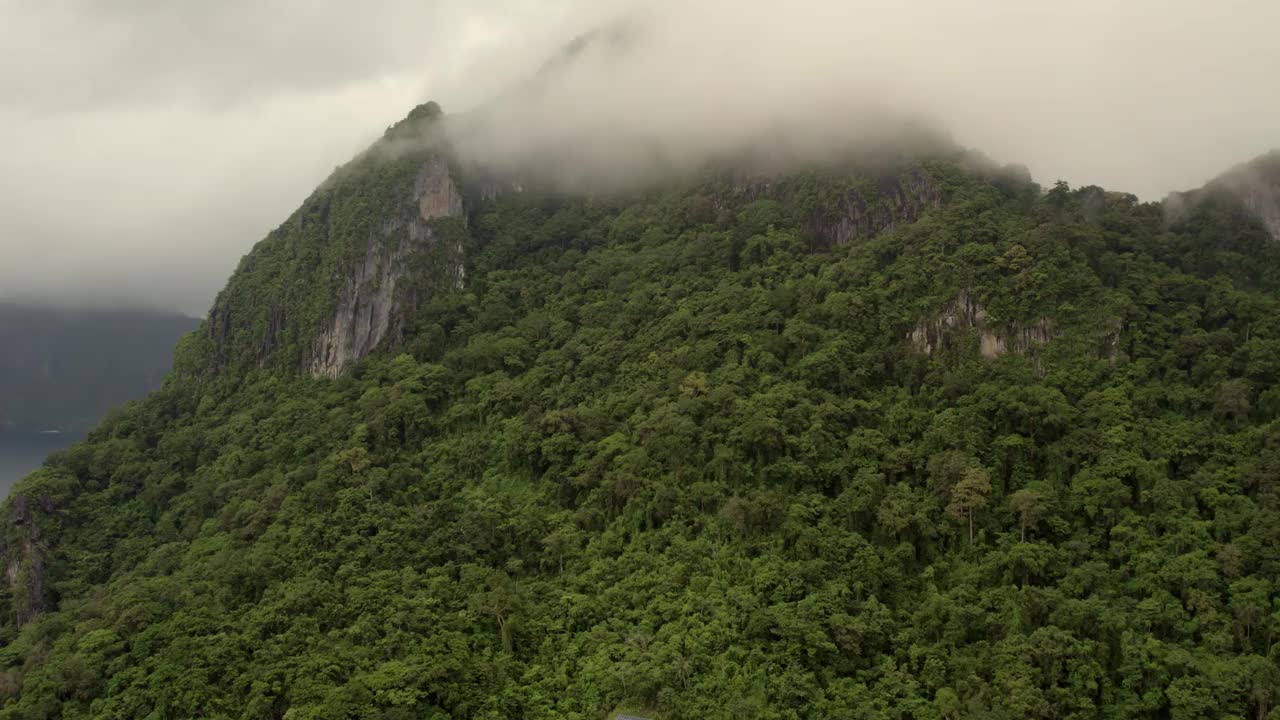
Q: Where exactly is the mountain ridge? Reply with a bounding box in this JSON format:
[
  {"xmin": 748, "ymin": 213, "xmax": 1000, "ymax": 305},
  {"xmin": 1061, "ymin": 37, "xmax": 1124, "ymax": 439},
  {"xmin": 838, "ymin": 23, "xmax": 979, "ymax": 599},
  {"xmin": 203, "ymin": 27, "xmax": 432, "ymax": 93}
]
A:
[
  {"xmin": 1167, "ymin": 150, "xmax": 1280, "ymax": 244},
  {"xmin": 192, "ymin": 103, "xmax": 974, "ymax": 382},
  {"xmin": 3, "ymin": 100, "xmax": 1280, "ymax": 718}
]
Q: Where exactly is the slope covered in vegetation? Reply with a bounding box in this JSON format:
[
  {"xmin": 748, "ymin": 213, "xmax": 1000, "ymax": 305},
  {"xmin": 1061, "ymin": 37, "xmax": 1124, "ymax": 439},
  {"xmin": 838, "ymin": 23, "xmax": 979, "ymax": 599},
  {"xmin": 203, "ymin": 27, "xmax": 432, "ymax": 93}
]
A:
[{"xmin": 3, "ymin": 107, "xmax": 1280, "ymax": 719}]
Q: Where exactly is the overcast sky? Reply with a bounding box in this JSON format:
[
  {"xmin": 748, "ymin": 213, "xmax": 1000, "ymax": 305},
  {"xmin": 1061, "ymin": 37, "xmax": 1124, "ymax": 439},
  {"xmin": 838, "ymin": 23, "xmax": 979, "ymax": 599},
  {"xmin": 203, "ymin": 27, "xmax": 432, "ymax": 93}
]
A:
[{"xmin": 1, "ymin": 0, "xmax": 1277, "ymax": 316}]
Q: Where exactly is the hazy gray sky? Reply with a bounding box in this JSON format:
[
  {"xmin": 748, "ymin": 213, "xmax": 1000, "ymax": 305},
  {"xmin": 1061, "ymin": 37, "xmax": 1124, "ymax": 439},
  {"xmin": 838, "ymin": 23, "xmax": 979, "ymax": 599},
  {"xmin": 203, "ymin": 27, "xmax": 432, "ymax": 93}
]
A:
[{"xmin": 1, "ymin": 0, "xmax": 1277, "ymax": 315}]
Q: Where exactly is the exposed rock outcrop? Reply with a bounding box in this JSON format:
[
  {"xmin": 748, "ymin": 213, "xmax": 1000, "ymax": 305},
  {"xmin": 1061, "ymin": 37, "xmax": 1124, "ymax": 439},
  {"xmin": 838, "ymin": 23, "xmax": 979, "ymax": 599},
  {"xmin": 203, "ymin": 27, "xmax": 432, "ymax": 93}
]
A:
[
  {"xmin": 200, "ymin": 103, "xmax": 475, "ymax": 381},
  {"xmin": 2, "ymin": 490, "xmax": 55, "ymax": 628},
  {"xmin": 309, "ymin": 157, "xmax": 467, "ymax": 379},
  {"xmin": 1167, "ymin": 150, "xmax": 1280, "ymax": 243},
  {"xmin": 724, "ymin": 167, "xmax": 943, "ymax": 246},
  {"xmin": 416, "ymin": 157, "xmax": 465, "ymax": 221},
  {"xmin": 909, "ymin": 291, "xmax": 1054, "ymax": 358},
  {"xmin": 1220, "ymin": 167, "xmax": 1280, "ymax": 243},
  {"xmin": 813, "ymin": 170, "xmax": 944, "ymax": 247}
]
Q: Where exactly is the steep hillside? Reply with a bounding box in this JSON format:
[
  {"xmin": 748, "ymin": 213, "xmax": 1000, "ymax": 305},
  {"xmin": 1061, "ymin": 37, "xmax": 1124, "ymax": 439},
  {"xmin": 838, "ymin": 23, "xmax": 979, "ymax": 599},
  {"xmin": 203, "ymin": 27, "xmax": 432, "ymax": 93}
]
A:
[
  {"xmin": 193, "ymin": 103, "xmax": 466, "ymax": 379},
  {"xmin": 1163, "ymin": 151, "xmax": 1280, "ymax": 291},
  {"xmin": 3, "ymin": 105, "xmax": 1280, "ymax": 719},
  {"xmin": 0, "ymin": 305, "xmax": 198, "ymax": 432}
]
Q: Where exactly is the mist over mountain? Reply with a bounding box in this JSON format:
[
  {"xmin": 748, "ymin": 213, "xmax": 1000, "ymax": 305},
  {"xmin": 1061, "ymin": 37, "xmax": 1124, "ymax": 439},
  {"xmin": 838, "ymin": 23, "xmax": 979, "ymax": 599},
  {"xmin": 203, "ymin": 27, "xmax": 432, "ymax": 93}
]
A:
[
  {"xmin": 1, "ymin": 0, "xmax": 1278, "ymax": 313},
  {"xmin": 2, "ymin": 3, "xmax": 1280, "ymax": 718}
]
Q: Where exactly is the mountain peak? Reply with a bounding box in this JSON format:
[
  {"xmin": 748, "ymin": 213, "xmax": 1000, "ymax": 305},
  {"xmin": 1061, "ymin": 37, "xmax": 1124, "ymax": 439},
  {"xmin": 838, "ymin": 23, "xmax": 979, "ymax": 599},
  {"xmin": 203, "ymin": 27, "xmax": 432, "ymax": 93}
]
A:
[
  {"xmin": 1170, "ymin": 150, "xmax": 1280, "ymax": 244},
  {"xmin": 11, "ymin": 96, "xmax": 1280, "ymax": 717},
  {"xmin": 384, "ymin": 100, "xmax": 445, "ymax": 142},
  {"xmin": 1221, "ymin": 151, "xmax": 1280, "ymax": 242}
]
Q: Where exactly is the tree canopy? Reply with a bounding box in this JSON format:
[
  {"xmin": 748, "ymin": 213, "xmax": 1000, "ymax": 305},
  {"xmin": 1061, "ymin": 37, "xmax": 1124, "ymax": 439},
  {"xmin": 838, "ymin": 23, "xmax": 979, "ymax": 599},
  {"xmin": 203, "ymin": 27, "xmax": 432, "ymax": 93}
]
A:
[{"xmin": 3, "ymin": 132, "xmax": 1280, "ymax": 719}]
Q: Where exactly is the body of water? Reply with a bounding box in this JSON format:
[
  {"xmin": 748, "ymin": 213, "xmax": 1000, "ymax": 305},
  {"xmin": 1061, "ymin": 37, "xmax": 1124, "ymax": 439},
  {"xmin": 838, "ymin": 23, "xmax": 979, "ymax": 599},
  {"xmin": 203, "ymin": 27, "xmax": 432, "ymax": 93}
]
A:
[{"xmin": 0, "ymin": 432, "xmax": 86, "ymax": 498}]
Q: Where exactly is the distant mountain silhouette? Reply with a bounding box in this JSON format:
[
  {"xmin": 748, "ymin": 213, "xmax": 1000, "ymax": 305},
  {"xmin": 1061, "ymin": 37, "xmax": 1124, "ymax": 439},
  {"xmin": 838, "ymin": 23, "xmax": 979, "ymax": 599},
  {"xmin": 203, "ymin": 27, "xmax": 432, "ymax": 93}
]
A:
[{"xmin": 0, "ymin": 304, "xmax": 198, "ymax": 431}]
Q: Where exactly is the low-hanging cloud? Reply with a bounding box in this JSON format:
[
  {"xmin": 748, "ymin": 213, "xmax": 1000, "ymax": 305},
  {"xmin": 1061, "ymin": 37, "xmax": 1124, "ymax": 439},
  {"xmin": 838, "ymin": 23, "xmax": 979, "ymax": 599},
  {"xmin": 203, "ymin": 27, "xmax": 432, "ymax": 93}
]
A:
[
  {"xmin": 449, "ymin": 0, "xmax": 1280, "ymax": 196},
  {"xmin": 0, "ymin": 0, "xmax": 581, "ymax": 315},
  {"xmin": 0, "ymin": 0, "xmax": 1277, "ymax": 315}
]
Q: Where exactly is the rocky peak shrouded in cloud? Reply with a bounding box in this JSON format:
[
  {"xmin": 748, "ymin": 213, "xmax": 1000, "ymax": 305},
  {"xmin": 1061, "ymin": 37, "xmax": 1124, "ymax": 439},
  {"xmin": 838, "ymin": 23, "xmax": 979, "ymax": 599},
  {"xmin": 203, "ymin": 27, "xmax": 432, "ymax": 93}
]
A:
[
  {"xmin": 1172, "ymin": 151, "xmax": 1280, "ymax": 233},
  {"xmin": 1196, "ymin": 152, "xmax": 1280, "ymax": 242},
  {"xmin": 456, "ymin": 0, "xmax": 1280, "ymax": 193},
  {"xmin": 0, "ymin": 0, "xmax": 1277, "ymax": 313}
]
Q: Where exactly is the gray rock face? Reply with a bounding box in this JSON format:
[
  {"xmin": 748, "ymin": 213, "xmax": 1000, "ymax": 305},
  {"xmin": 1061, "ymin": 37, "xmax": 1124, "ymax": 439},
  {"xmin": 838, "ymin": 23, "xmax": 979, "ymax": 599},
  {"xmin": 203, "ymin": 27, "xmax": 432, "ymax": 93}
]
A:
[
  {"xmin": 308, "ymin": 226, "xmax": 416, "ymax": 379},
  {"xmin": 3, "ymin": 491, "xmax": 51, "ymax": 628},
  {"xmin": 1222, "ymin": 168, "xmax": 1280, "ymax": 243},
  {"xmin": 1166, "ymin": 151, "xmax": 1280, "ymax": 243},
  {"xmin": 309, "ymin": 157, "xmax": 467, "ymax": 379},
  {"xmin": 726, "ymin": 168, "xmax": 943, "ymax": 246},
  {"xmin": 909, "ymin": 290, "xmax": 1054, "ymax": 358},
  {"xmin": 814, "ymin": 170, "xmax": 944, "ymax": 247},
  {"xmin": 416, "ymin": 157, "xmax": 465, "ymax": 221}
]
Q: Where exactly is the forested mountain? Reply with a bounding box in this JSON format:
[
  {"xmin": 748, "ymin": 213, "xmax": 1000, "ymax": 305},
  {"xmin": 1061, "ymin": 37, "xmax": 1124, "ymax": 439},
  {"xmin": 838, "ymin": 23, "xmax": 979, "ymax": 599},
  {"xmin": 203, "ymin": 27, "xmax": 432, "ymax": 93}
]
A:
[
  {"xmin": 0, "ymin": 305, "xmax": 198, "ymax": 432},
  {"xmin": 3, "ymin": 103, "xmax": 1280, "ymax": 719}
]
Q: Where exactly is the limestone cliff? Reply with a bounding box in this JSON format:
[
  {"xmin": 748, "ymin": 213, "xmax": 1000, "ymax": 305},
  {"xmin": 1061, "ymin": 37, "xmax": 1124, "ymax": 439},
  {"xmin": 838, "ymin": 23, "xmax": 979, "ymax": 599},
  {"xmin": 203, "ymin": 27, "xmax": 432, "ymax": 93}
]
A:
[
  {"xmin": 812, "ymin": 170, "xmax": 944, "ymax": 247},
  {"xmin": 725, "ymin": 167, "xmax": 944, "ymax": 246},
  {"xmin": 1211, "ymin": 152, "xmax": 1280, "ymax": 243},
  {"xmin": 198, "ymin": 103, "xmax": 955, "ymax": 382},
  {"xmin": 3, "ymin": 494, "xmax": 47, "ymax": 627},
  {"xmin": 200, "ymin": 104, "xmax": 470, "ymax": 380},
  {"xmin": 308, "ymin": 157, "xmax": 466, "ymax": 378},
  {"xmin": 909, "ymin": 290, "xmax": 1054, "ymax": 358},
  {"xmin": 0, "ymin": 472, "xmax": 69, "ymax": 629},
  {"xmin": 1167, "ymin": 150, "xmax": 1280, "ymax": 244}
]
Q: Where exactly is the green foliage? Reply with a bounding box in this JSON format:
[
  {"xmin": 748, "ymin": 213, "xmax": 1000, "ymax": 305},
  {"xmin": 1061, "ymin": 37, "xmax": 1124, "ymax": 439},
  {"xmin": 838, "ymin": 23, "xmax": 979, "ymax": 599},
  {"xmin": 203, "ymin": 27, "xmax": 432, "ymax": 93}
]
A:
[
  {"xmin": 4, "ymin": 147, "xmax": 1280, "ymax": 720},
  {"xmin": 193, "ymin": 127, "xmax": 449, "ymax": 380}
]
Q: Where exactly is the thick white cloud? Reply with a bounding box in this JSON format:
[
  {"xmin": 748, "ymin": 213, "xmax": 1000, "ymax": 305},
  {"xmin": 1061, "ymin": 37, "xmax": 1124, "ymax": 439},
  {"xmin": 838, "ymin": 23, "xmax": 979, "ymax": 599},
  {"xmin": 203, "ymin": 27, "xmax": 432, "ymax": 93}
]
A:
[
  {"xmin": 0, "ymin": 0, "xmax": 1276, "ymax": 315},
  {"xmin": 0, "ymin": 0, "xmax": 586, "ymax": 111},
  {"xmin": 459, "ymin": 0, "xmax": 1280, "ymax": 199},
  {"xmin": 0, "ymin": 0, "xmax": 595, "ymax": 314}
]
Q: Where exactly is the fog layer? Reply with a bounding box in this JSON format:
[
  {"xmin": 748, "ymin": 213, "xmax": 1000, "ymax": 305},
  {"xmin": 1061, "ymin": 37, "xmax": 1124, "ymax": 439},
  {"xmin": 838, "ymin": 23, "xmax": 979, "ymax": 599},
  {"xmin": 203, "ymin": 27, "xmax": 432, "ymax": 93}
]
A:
[
  {"xmin": 454, "ymin": 0, "xmax": 1280, "ymax": 195},
  {"xmin": 0, "ymin": 0, "xmax": 1276, "ymax": 314}
]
